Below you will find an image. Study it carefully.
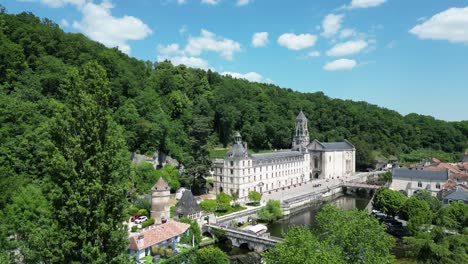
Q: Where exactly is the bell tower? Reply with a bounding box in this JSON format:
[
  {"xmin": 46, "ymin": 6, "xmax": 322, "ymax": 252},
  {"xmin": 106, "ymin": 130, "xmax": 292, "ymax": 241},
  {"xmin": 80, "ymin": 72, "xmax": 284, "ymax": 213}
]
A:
[{"xmin": 292, "ymin": 110, "xmax": 310, "ymax": 148}]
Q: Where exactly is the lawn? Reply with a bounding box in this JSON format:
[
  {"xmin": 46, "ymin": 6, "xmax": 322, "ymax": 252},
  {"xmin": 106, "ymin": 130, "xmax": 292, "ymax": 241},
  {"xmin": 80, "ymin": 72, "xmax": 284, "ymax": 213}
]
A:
[{"xmin": 214, "ymin": 204, "xmax": 247, "ymax": 216}]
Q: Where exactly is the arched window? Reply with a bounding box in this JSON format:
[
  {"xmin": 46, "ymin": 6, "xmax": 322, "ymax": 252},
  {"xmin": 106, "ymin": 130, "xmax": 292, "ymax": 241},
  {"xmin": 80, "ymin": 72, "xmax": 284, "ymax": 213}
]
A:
[
  {"xmin": 436, "ymin": 183, "xmax": 441, "ymax": 189},
  {"xmin": 418, "ymin": 181, "xmax": 422, "ymax": 188}
]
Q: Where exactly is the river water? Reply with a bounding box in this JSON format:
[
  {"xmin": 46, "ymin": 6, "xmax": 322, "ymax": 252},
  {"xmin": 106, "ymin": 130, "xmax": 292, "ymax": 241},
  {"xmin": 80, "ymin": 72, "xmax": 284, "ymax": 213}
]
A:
[{"xmin": 218, "ymin": 193, "xmax": 372, "ymax": 258}]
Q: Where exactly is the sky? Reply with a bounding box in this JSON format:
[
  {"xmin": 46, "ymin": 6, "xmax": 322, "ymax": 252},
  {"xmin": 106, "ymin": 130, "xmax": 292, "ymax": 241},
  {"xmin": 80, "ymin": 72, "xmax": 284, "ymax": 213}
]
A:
[{"xmin": 2, "ymin": 0, "xmax": 468, "ymax": 121}]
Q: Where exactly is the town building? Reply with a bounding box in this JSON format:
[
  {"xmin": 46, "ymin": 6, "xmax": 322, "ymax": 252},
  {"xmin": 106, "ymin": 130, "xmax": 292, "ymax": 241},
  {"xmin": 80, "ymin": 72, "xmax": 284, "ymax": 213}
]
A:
[
  {"xmin": 390, "ymin": 169, "xmax": 449, "ymax": 197},
  {"xmin": 128, "ymin": 221, "xmax": 190, "ymax": 261},
  {"xmin": 174, "ymin": 190, "xmax": 202, "ymax": 220},
  {"xmin": 151, "ymin": 177, "xmax": 171, "ymax": 223},
  {"xmin": 212, "ymin": 111, "xmax": 356, "ymax": 202},
  {"xmin": 442, "ymin": 186, "xmax": 468, "ymax": 204}
]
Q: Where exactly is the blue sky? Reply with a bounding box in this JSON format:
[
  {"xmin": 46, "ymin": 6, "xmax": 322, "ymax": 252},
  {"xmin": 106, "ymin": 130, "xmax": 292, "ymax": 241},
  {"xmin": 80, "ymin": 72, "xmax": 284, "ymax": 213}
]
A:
[{"xmin": 3, "ymin": 0, "xmax": 468, "ymax": 121}]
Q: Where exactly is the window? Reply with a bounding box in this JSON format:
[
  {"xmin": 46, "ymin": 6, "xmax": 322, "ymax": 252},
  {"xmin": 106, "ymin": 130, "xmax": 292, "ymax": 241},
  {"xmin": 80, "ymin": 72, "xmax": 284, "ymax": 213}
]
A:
[
  {"xmin": 243, "ymin": 161, "xmax": 245, "ymax": 166},
  {"xmin": 230, "ymin": 169, "xmax": 233, "ymax": 175},
  {"xmin": 329, "ymin": 156, "xmax": 331, "ymax": 162},
  {"xmin": 220, "ymin": 176, "xmax": 223, "ymax": 182},
  {"xmin": 418, "ymin": 181, "xmax": 422, "ymax": 188},
  {"xmin": 230, "ymin": 177, "xmax": 233, "ymax": 183},
  {"xmin": 436, "ymin": 183, "xmax": 440, "ymax": 189},
  {"xmin": 230, "ymin": 161, "xmax": 234, "ymax": 166}
]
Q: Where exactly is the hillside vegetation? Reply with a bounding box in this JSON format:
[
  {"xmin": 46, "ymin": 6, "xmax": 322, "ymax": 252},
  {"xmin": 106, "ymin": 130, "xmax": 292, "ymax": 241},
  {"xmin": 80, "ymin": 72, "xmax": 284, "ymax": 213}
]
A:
[{"xmin": 1, "ymin": 8, "xmax": 467, "ymax": 263}]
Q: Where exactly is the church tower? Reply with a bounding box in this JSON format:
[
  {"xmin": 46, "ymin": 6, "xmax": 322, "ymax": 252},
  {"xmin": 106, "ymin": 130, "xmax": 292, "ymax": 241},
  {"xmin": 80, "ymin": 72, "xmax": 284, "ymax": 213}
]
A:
[{"xmin": 292, "ymin": 111, "xmax": 310, "ymax": 148}]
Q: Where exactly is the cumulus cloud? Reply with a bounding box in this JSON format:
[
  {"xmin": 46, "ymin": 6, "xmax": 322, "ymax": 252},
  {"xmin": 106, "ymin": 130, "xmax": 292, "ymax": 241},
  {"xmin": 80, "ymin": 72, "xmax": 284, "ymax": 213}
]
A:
[
  {"xmin": 221, "ymin": 71, "xmax": 263, "ymax": 82},
  {"xmin": 185, "ymin": 29, "xmax": 241, "ymax": 60},
  {"xmin": 60, "ymin": 18, "xmax": 69, "ymax": 27},
  {"xmin": 326, "ymin": 40, "xmax": 368, "ymax": 56},
  {"xmin": 323, "ymin": 59, "xmax": 357, "ymax": 71},
  {"xmin": 339, "ymin": 28, "xmax": 356, "ymax": 39},
  {"xmin": 346, "ymin": 0, "xmax": 386, "ymax": 9},
  {"xmin": 409, "ymin": 7, "xmax": 468, "ymax": 44},
  {"xmin": 72, "ymin": 1, "xmax": 152, "ymax": 55},
  {"xmin": 308, "ymin": 51, "xmax": 321, "ymax": 57},
  {"xmin": 157, "ymin": 43, "xmax": 209, "ymax": 69},
  {"xmin": 252, "ymin": 32, "xmax": 269, "ymax": 47},
  {"xmin": 321, "ymin": 14, "xmax": 344, "ymax": 38},
  {"xmin": 237, "ymin": 0, "xmax": 251, "ymax": 6},
  {"xmin": 201, "ymin": 0, "xmax": 220, "ymax": 5},
  {"xmin": 277, "ymin": 33, "xmax": 317, "ymax": 50},
  {"xmin": 177, "ymin": 0, "xmax": 187, "ymax": 4}
]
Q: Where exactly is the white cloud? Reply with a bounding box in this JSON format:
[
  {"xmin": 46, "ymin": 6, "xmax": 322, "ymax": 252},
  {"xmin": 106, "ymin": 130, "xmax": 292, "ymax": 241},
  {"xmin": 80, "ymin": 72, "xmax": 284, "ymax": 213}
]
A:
[
  {"xmin": 252, "ymin": 32, "xmax": 269, "ymax": 47},
  {"xmin": 72, "ymin": 1, "xmax": 152, "ymax": 54},
  {"xmin": 201, "ymin": 0, "xmax": 220, "ymax": 5},
  {"xmin": 237, "ymin": 0, "xmax": 251, "ymax": 6},
  {"xmin": 157, "ymin": 43, "xmax": 209, "ymax": 69},
  {"xmin": 179, "ymin": 25, "xmax": 188, "ymax": 35},
  {"xmin": 277, "ymin": 33, "xmax": 317, "ymax": 50},
  {"xmin": 321, "ymin": 14, "xmax": 344, "ymax": 38},
  {"xmin": 185, "ymin": 29, "xmax": 241, "ymax": 60},
  {"xmin": 323, "ymin": 59, "xmax": 357, "ymax": 71},
  {"xmin": 221, "ymin": 71, "xmax": 263, "ymax": 82},
  {"xmin": 339, "ymin": 28, "xmax": 356, "ymax": 39},
  {"xmin": 409, "ymin": 7, "xmax": 468, "ymax": 45},
  {"xmin": 326, "ymin": 40, "xmax": 368, "ymax": 56},
  {"xmin": 177, "ymin": 0, "xmax": 187, "ymax": 4},
  {"xmin": 60, "ymin": 18, "xmax": 69, "ymax": 27},
  {"xmin": 308, "ymin": 51, "xmax": 320, "ymax": 57},
  {"xmin": 346, "ymin": 0, "xmax": 386, "ymax": 9}
]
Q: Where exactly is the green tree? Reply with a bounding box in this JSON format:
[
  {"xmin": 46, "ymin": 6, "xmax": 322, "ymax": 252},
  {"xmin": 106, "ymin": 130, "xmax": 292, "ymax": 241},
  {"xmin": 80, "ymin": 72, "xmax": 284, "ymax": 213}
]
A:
[
  {"xmin": 248, "ymin": 191, "xmax": 262, "ymax": 204},
  {"xmin": 216, "ymin": 192, "xmax": 232, "ymax": 212},
  {"xmin": 401, "ymin": 196, "xmax": 433, "ymax": 235},
  {"xmin": 373, "ymin": 187, "xmax": 407, "ymax": 218},
  {"xmin": 47, "ymin": 62, "xmax": 129, "ymax": 263},
  {"xmin": 413, "ymin": 190, "xmax": 442, "ymax": 214},
  {"xmin": 257, "ymin": 200, "xmax": 283, "ymax": 222},
  {"xmin": 192, "ymin": 246, "xmax": 229, "ymax": 264},
  {"xmin": 200, "ymin": 199, "xmax": 217, "ymax": 213},
  {"xmin": 179, "ymin": 218, "xmax": 202, "ymax": 246},
  {"xmin": 315, "ymin": 204, "xmax": 395, "ymax": 264},
  {"xmin": 436, "ymin": 201, "xmax": 468, "ymax": 232},
  {"xmin": 263, "ymin": 226, "xmax": 345, "ymax": 264}
]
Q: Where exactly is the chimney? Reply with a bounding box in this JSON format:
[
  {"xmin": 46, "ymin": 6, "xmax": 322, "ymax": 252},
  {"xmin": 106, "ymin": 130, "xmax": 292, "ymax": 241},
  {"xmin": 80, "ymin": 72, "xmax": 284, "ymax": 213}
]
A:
[{"xmin": 137, "ymin": 235, "xmax": 144, "ymax": 247}]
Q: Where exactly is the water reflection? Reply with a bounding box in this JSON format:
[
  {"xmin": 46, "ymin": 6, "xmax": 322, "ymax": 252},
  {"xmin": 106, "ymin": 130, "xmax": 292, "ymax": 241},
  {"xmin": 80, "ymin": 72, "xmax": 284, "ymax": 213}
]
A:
[{"xmin": 268, "ymin": 194, "xmax": 371, "ymax": 237}]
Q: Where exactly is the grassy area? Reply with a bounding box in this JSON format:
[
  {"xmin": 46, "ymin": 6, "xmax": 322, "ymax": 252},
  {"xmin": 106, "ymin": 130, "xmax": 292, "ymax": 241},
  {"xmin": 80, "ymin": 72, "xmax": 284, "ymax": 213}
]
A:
[
  {"xmin": 140, "ymin": 255, "xmax": 153, "ymax": 263},
  {"xmin": 214, "ymin": 205, "xmax": 247, "ymax": 216},
  {"xmin": 209, "ymin": 148, "xmax": 273, "ymax": 159},
  {"xmin": 396, "ymin": 258, "xmax": 417, "ymax": 264}
]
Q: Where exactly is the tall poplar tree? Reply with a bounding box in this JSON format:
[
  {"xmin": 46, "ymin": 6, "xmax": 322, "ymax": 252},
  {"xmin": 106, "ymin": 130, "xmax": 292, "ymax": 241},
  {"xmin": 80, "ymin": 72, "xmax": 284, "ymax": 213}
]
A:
[{"xmin": 48, "ymin": 62, "xmax": 130, "ymax": 263}]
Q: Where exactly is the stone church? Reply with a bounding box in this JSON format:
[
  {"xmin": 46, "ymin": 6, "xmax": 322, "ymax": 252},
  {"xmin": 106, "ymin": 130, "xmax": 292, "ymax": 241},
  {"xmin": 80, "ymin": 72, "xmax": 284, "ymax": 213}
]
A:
[{"xmin": 212, "ymin": 111, "xmax": 356, "ymax": 201}]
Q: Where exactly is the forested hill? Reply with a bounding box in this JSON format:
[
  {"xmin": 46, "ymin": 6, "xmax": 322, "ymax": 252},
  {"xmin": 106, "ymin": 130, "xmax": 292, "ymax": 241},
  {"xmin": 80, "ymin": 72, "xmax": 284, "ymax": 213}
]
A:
[{"xmin": 1, "ymin": 9, "xmax": 467, "ymax": 180}]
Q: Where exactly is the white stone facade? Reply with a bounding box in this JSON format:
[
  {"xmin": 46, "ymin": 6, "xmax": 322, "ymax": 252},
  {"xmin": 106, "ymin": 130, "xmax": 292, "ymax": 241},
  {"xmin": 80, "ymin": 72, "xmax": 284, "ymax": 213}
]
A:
[
  {"xmin": 390, "ymin": 169, "xmax": 448, "ymax": 197},
  {"xmin": 213, "ymin": 112, "xmax": 356, "ymax": 202}
]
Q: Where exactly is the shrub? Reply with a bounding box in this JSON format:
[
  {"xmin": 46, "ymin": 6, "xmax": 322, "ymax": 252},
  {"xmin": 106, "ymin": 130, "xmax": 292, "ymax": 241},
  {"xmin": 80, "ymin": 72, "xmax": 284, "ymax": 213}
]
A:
[
  {"xmin": 165, "ymin": 248, "xmax": 173, "ymax": 257},
  {"xmin": 137, "ymin": 208, "xmax": 148, "ymax": 216},
  {"xmin": 160, "ymin": 246, "xmax": 166, "ymax": 257},
  {"xmin": 131, "ymin": 225, "xmax": 138, "ymax": 232},
  {"xmin": 151, "ymin": 246, "xmax": 159, "ymax": 256},
  {"xmin": 142, "ymin": 217, "xmax": 155, "ymax": 228},
  {"xmin": 128, "ymin": 205, "xmax": 139, "ymax": 216}
]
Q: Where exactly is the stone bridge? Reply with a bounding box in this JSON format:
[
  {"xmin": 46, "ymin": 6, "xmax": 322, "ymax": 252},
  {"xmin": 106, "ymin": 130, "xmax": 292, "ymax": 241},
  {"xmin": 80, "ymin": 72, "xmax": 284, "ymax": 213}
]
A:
[
  {"xmin": 343, "ymin": 182, "xmax": 381, "ymax": 190},
  {"xmin": 203, "ymin": 224, "xmax": 282, "ymax": 252}
]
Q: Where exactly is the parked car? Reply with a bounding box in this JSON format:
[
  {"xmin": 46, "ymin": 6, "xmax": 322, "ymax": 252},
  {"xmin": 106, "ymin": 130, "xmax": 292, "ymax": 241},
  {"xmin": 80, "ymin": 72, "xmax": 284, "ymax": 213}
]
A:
[
  {"xmin": 135, "ymin": 216, "xmax": 148, "ymax": 224},
  {"xmin": 131, "ymin": 214, "xmax": 142, "ymax": 222}
]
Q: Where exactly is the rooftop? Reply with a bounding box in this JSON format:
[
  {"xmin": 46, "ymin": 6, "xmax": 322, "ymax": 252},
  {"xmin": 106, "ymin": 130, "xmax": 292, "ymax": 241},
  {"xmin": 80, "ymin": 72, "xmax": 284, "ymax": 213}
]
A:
[
  {"xmin": 393, "ymin": 169, "xmax": 449, "ymax": 181},
  {"xmin": 252, "ymin": 150, "xmax": 304, "ymax": 161},
  {"xmin": 128, "ymin": 221, "xmax": 190, "ymax": 251},
  {"xmin": 152, "ymin": 177, "xmax": 170, "ymax": 192},
  {"xmin": 174, "ymin": 190, "xmax": 201, "ymax": 217},
  {"xmin": 443, "ymin": 187, "xmax": 468, "ymax": 202},
  {"xmin": 308, "ymin": 139, "xmax": 355, "ymax": 151}
]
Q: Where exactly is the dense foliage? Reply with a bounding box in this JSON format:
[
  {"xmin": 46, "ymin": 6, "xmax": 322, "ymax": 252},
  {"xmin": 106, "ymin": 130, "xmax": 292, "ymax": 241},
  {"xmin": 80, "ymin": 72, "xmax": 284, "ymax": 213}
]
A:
[
  {"xmin": 0, "ymin": 9, "xmax": 467, "ymax": 262},
  {"xmin": 257, "ymin": 200, "xmax": 283, "ymax": 222},
  {"xmin": 191, "ymin": 246, "xmax": 229, "ymax": 264}
]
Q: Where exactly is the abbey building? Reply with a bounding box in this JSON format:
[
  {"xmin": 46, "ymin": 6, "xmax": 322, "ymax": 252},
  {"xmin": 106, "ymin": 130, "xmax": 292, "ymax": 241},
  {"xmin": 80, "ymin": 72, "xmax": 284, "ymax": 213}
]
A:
[{"xmin": 212, "ymin": 111, "xmax": 356, "ymax": 201}]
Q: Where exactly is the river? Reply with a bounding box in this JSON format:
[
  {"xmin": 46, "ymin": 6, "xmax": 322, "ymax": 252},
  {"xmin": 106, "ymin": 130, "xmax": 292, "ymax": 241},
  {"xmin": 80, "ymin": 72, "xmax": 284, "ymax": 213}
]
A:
[{"xmin": 217, "ymin": 192, "xmax": 372, "ymax": 259}]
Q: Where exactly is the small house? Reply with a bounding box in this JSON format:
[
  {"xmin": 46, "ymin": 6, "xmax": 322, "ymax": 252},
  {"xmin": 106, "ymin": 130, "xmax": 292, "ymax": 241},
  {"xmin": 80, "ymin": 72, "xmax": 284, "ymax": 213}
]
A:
[{"xmin": 174, "ymin": 190, "xmax": 202, "ymax": 220}]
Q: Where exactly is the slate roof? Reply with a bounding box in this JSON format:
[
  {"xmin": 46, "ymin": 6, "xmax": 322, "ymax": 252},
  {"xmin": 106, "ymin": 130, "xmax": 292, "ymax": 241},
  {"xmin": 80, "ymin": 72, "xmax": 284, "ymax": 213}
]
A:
[
  {"xmin": 393, "ymin": 169, "xmax": 449, "ymax": 181},
  {"xmin": 252, "ymin": 150, "xmax": 304, "ymax": 161},
  {"xmin": 443, "ymin": 187, "xmax": 468, "ymax": 203},
  {"xmin": 128, "ymin": 221, "xmax": 190, "ymax": 251},
  {"xmin": 174, "ymin": 190, "xmax": 201, "ymax": 217},
  {"xmin": 225, "ymin": 143, "xmax": 250, "ymax": 159},
  {"xmin": 153, "ymin": 177, "xmax": 170, "ymax": 192},
  {"xmin": 320, "ymin": 141, "xmax": 355, "ymax": 150},
  {"xmin": 296, "ymin": 111, "xmax": 307, "ymax": 121}
]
